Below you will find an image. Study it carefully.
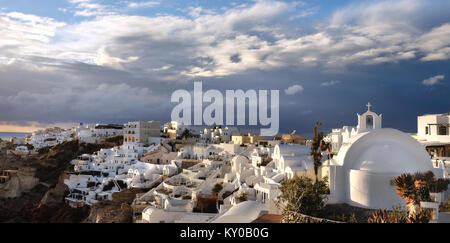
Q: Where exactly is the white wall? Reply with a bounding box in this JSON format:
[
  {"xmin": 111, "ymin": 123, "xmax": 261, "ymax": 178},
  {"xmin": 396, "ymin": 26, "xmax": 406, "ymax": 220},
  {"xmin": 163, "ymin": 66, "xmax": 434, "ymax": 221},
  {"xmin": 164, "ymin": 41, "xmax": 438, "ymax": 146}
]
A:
[
  {"xmin": 418, "ymin": 114, "xmax": 450, "ymax": 142},
  {"xmin": 348, "ymin": 170, "xmax": 406, "ymax": 209}
]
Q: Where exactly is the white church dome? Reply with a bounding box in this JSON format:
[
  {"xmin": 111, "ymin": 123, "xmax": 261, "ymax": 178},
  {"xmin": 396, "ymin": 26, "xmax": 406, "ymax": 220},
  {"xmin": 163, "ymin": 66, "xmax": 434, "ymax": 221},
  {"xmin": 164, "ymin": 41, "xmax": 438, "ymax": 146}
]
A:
[
  {"xmin": 326, "ymin": 104, "xmax": 440, "ymax": 209},
  {"xmin": 231, "ymin": 155, "xmax": 250, "ymax": 164},
  {"xmin": 211, "ymin": 201, "xmax": 267, "ymax": 223},
  {"xmin": 340, "ymin": 128, "xmax": 433, "ymax": 174}
]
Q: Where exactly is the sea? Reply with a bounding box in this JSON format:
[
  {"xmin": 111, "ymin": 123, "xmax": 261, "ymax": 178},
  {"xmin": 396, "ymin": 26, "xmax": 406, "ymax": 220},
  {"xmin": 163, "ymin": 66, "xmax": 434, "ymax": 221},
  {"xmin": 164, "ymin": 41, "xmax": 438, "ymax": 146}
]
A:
[{"xmin": 0, "ymin": 132, "xmax": 31, "ymax": 141}]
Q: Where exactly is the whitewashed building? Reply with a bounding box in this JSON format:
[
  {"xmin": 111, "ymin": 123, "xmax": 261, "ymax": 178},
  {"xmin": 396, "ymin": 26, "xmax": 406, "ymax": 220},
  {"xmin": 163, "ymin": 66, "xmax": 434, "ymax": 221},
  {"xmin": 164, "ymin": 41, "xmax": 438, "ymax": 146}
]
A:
[
  {"xmin": 322, "ymin": 104, "xmax": 443, "ymax": 209},
  {"xmin": 26, "ymin": 128, "xmax": 73, "ymax": 149},
  {"xmin": 200, "ymin": 126, "xmax": 240, "ymax": 144},
  {"xmin": 416, "ymin": 113, "xmax": 450, "ymax": 158},
  {"xmin": 124, "ymin": 121, "xmax": 160, "ymax": 144},
  {"xmin": 75, "ymin": 123, "xmax": 123, "ymax": 143},
  {"xmin": 272, "ymin": 144, "xmax": 315, "ymax": 179}
]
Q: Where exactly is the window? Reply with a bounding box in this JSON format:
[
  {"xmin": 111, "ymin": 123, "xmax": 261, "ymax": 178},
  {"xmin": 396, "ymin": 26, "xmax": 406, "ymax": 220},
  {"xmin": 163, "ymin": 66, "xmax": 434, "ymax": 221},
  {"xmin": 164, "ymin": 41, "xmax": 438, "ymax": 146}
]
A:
[
  {"xmin": 366, "ymin": 115, "xmax": 374, "ymax": 129},
  {"xmin": 425, "ymin": 126, "xmax": 429, "ymax": 135},
  {"xmin": 439, "ymin": 126, "xmax": 447, "ymax": 135}
]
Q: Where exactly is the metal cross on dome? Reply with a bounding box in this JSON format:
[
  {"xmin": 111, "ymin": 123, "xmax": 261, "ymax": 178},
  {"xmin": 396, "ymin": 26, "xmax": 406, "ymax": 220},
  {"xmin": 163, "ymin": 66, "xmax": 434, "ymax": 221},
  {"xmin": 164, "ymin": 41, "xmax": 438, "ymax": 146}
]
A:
[{"xmin": 366, "ymin": 102, "xmax": 372, "ymax": 111}]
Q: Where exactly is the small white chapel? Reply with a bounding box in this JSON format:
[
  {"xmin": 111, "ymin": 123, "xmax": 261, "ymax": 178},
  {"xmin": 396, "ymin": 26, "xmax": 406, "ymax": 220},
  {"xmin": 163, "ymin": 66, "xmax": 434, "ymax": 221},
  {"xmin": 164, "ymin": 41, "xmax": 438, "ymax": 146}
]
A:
[{"xmin": 322, "ymin": 103, "xmax": 441, "ymax": 209}]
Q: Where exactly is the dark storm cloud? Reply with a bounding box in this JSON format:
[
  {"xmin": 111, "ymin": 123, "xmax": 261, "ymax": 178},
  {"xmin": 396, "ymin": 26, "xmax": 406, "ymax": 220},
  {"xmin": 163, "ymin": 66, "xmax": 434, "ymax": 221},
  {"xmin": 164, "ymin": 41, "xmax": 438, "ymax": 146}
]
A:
[{"xmin": 0, "ymin": 0, "xmax": 449, "ymax": 134}]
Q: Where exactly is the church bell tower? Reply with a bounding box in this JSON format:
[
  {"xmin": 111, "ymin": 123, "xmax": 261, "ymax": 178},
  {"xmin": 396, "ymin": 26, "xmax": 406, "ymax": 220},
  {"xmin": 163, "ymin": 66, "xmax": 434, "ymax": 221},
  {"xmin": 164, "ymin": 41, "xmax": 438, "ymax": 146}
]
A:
[{"xmin": 357, "ymin": 102, "xmax": 382, "ymax": 133}]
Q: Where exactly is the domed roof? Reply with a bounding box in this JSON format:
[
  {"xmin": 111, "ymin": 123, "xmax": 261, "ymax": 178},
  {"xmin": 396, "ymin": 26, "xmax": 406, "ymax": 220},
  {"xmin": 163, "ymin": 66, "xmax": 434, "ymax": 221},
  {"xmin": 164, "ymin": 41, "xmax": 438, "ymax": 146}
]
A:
[
  {"xmin": 212, "ymin": 201, "xmax": 267, "ymax": 223},
  {"xmin": 231, "ymin": 155, "xmax": 249, "ymax": 164},
  {"xmin": 275, "ymin": 144, "xmax": 309, "ymax": 156},
  {"xmin": 142, "ymin": 206, "xmax": 162, "ymax": 215},
  {"xmin": 336, "ymin": 128, "xmax": 433, "ymax": 174}
]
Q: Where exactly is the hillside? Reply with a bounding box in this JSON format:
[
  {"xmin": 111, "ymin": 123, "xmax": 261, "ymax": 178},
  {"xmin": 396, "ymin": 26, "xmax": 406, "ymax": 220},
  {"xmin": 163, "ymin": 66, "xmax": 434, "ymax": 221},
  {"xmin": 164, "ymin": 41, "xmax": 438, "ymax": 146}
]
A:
[{"xmin": 0, "ymin": 136, "xmax": 123, "ymax": 222}]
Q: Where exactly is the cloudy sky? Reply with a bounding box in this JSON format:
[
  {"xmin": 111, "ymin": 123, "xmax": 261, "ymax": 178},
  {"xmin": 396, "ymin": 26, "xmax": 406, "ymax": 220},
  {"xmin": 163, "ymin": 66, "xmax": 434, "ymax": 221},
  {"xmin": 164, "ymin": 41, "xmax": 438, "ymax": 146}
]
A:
[{"xmin": 0, "ymin": 0, "xmax": 449, "ymax": 136}]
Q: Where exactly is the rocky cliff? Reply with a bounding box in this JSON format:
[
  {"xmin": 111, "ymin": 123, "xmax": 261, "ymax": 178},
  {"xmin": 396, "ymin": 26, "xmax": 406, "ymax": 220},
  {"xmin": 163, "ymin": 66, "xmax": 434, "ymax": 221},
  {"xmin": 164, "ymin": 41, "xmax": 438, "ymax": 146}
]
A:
[
  {"xmin": 84, "ymin": 188, "xmax": 145, "ymax": 223},
  {"xmin": 0, "ymin": 136, "xmax": 123, "ymax": 222},
  {"xmin": 0, "ymin": 168, "xmax": 39, "ymax": 198}
]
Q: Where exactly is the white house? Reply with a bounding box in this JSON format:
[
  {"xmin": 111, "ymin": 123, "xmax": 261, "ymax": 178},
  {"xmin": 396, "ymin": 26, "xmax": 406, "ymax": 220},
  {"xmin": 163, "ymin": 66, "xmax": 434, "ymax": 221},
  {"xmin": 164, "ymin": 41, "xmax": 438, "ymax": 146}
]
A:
[
  {"xmin": 75, "ymin": 123, "xmax": 123, "ymax": 143},
  {"xmin": 271, "ymin": 144, "xmax": 314, "ymax": 179},
  {"xmin": 179, "ymin": 143, "xmax": 241, "ymax": 160},
  {"xmin": 417, "ymin": 113, "xmax": 450, "ymax": 142},
  {"xmin": 200, "ymin": 126, "xmax": 240, "ymax": 144},
  {"xmin": 26, "ymin": 128, "xmax": 73, "ymax": 149},
  {"xmin": 416, "ymin": 113, "xmax": 450, "ymax": 158}
]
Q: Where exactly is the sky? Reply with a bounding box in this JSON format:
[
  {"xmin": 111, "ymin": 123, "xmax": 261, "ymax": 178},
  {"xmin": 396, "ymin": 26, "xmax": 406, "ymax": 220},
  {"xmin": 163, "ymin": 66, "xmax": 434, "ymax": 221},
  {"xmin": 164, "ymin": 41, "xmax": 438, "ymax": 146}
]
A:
[{"xmin": 0, "ymin": 0, "xmax": 449, "ymax": 136}]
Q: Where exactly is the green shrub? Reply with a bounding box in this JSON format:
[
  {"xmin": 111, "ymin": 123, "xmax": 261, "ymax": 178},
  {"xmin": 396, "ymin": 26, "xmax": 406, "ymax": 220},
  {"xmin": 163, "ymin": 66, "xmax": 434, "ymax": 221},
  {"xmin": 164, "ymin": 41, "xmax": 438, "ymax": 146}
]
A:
[
  {"xmin": 439, "ymin": 200, "xmax": 450, "ymax": 212},
  {"xmin": 211, "ymin": 183, "xmax": 223, "ymax": 195},
  {"xmin": 277, "ymin": 176, "xmax": 329, "ymax": 216},
  {"xmin": 182, "ymin": 194, "xmax": 192, "ymax": 200}
]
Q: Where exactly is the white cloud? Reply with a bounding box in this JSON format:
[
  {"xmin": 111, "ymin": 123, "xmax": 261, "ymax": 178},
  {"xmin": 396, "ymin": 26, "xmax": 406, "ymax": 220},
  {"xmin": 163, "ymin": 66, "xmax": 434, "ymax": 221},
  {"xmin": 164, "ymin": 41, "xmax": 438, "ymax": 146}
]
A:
[
  {"xmin": 94, "ymin": 47, "xmax": 139, "ymax": 70},
  {"xmin": 127, "ymin": 1, "xmax": 160, "ymax": 9},
  {"xmin": 321, "ymin": 80, "xmax": 341, "ymax": 86},
  {"xmin": 418, "ymin": 23, "xmax": 450, "ymax": 61},
  {"xmin": 284, "ymin": 85, "xmax": 304, "ymax": 95},
  {"xmin": 0, "ymin": 11, "xmax": 66, "ymax": 57},
  {"xmin": 289, "ymin": 7, "xmax": 318, "ymax": 20},
  {"xmin": 69, "ymin": 0, "xmax": 90, "ymax": 3},
  {"xmin": 1, "ymin": 0, "xmax": 450, "ymax": 80},
  {"xmin": 188, "ymin": 7, "xmax": 203, "ymax": 18},
  {"xmin": 152, "ymin": 64, "xmax": 173, "ymax": 71},
  {"xmin": 422, "ymin": 75, "xmax": 445, "ymax": 86},
  {"xmin": 67, "ymin": 0, "xmax": 115, "ymax": 17},
  {"xmin": 1, "ymin": 0, "xmax": 450, "ymax": 127}
]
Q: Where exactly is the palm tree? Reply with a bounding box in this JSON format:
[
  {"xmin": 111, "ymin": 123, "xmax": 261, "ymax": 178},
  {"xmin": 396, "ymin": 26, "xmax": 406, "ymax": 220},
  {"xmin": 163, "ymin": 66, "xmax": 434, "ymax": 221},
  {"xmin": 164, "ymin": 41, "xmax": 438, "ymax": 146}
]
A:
[
  {"xmin": 393, "ymin": 171, "xmax": 449, "ymax": 221},
  {"xmin": 393, "ymin": 173, "xmax": 422, "ymax": 217},
  {"xmin": 310, "ymin": 122, "xmax": 328, "ymax": 182}
]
